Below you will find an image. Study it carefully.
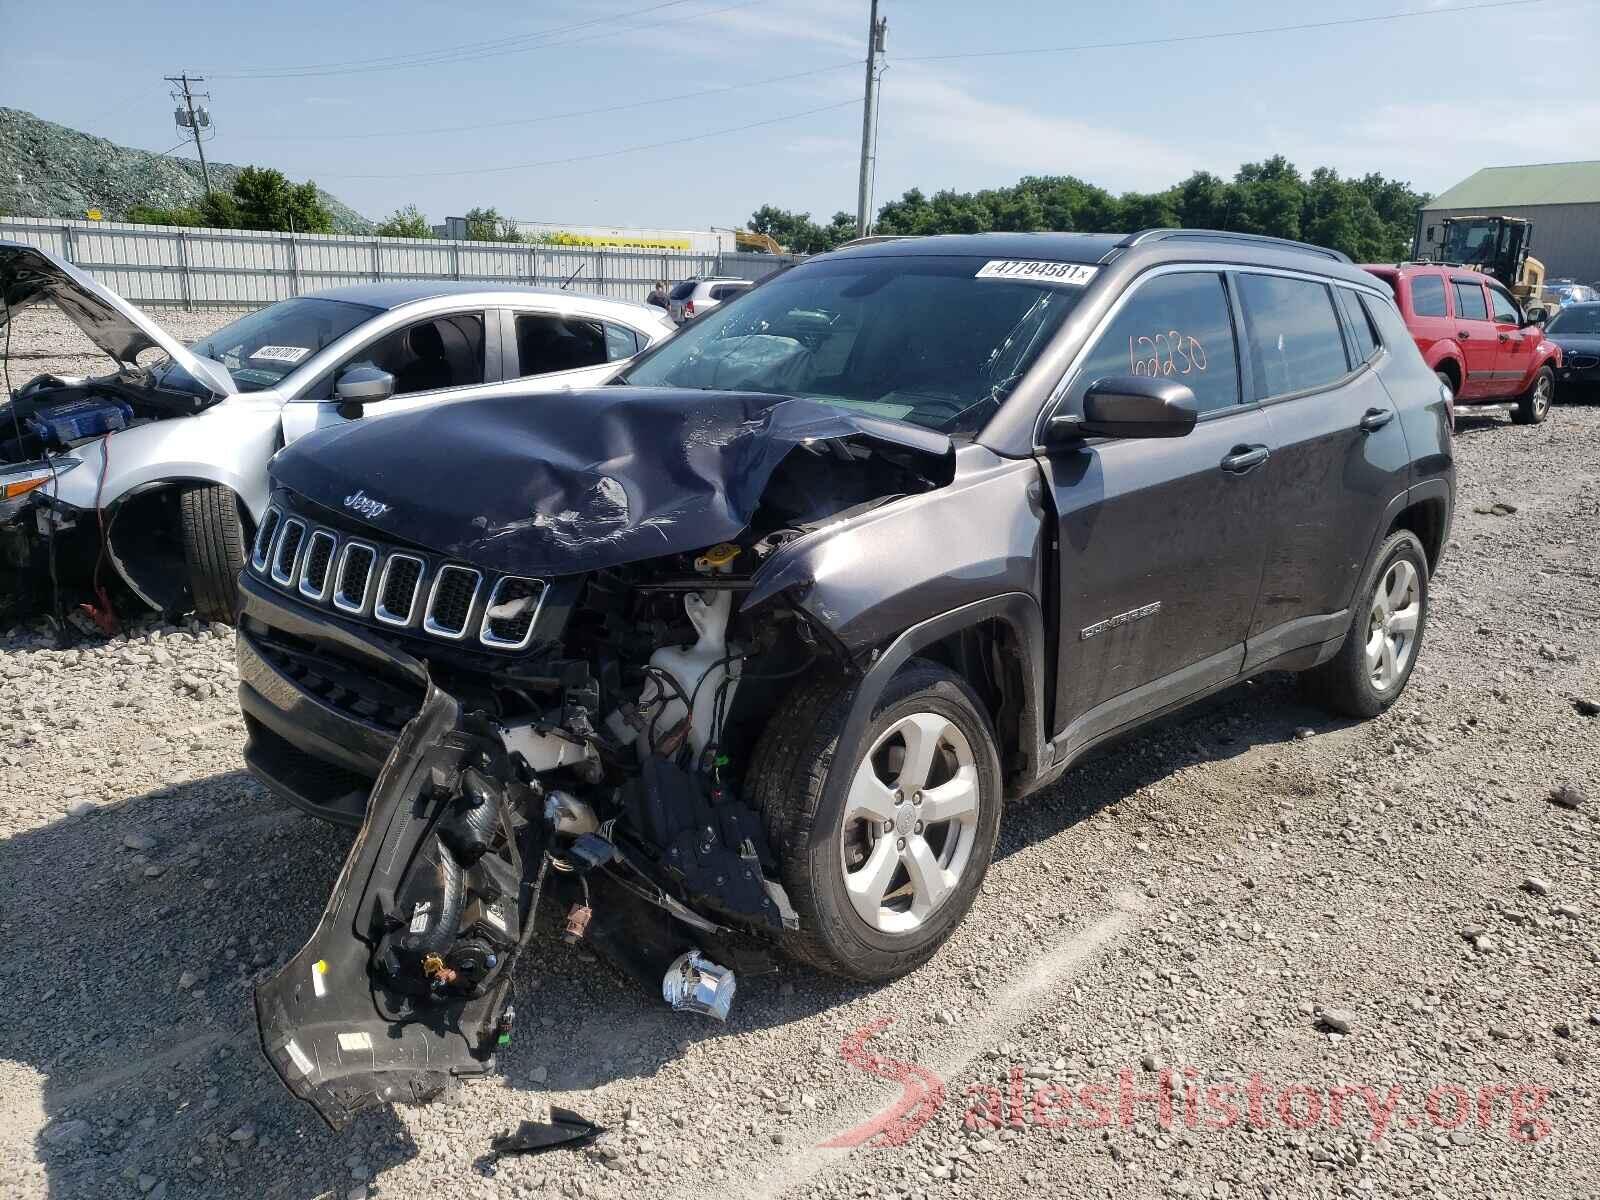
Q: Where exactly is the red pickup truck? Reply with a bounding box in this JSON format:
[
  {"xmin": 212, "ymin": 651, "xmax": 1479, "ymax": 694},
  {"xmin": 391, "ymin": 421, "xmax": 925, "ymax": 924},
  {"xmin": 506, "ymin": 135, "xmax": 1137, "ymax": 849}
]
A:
[{"xmin": 1362, "ymin": 264, "xmax": 1560, "ymax": 425}]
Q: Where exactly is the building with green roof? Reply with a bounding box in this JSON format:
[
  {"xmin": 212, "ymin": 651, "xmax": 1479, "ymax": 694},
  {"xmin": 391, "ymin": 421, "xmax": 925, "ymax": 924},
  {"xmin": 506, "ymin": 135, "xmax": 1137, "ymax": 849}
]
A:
[{"xmin": 1415, "ymin": 161, "xmax": 1600, "ymax": 283}]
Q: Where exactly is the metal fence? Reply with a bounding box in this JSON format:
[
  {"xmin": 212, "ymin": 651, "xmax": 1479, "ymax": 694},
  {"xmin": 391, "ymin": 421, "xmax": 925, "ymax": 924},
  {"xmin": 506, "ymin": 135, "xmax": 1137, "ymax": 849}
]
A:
[{"xmin": 0, "ymin": 216, "xmax": 799, "ymax": 309}]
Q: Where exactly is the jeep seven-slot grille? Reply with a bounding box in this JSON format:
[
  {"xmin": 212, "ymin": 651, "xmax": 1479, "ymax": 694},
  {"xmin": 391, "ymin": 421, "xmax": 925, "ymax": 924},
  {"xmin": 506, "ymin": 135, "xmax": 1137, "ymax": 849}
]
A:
[
  {"xmin": 375, "ymin": 555, "xmax": 424, "ymax": 626},
  {"xmin": 271, "ymin": 520, "xmax": 306, "ymax": 585},
  {"xmin": 251, "ymin": 508, "xmax": 282, "ymax": 572},
  {"xmin": 251, "ymin": 504, "xmax": 546, "ymax": 651},
  {"xmin": 298, "ymin": 531, "xmax": 336, "ymax": 600}
]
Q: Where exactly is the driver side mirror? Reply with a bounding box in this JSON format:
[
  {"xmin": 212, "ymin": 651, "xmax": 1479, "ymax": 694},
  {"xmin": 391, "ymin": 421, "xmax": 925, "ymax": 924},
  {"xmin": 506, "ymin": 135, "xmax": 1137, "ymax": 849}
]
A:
[
  {"xmin": 334, "ymin": 366, "xmax": 395, "ymax": 420},
  {"xmin": 1522, "ymin": 305, "xmax": 1547, "ymax": 326},
  {"xmin": 1046, "ymin": 375, "xmax": 1199, "ymax": 444}
]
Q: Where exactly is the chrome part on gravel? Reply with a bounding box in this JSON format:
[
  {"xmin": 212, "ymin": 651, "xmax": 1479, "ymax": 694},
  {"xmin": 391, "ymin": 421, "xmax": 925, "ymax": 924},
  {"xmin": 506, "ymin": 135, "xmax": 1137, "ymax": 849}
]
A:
[
  {"xmin": 662, "ymin": 950, "xmax": 737, "ymax": 1021},
  {"xmin": 839, "ymin": 711, "xmax": 981, "ymax": 934},
  {"xmin": 1366, "ymin": 558, "xmax": 1420, "ymax": 692}
]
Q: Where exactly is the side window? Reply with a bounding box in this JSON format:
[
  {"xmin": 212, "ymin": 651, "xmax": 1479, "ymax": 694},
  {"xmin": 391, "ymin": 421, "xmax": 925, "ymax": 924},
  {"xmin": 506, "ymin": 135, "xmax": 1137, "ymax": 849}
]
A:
[
  {"xmin": 711, "ymin": 284, "xmax": 748, "ymax": 302},
  {"xmin": 1410, "ymin": 274, "xmax": 1448, "ymax": 318},
  {"xmin": 1069, "ymin": 271, "xmax": 1241, "ymax": 415},
  {"xmin": 1336, "ymin": 288, "xmax": 1380, "ymax": 364},
  {"xmin": 345, "ymin": 313, "xmax": 485, "ymax": 397},
  {"xmin": 1452, "ymin": 281, "xmax": 1489, "ymax": 321},
  {"xmin": 1488, "ymin": 287, "xmax": 1519, "ymax": 325},
  {"xmin": 513, "ymin": 313, "xmax": 609, "ymax": 376},
  {"xmin": 1236, "ymin": 273, "xmax": 1351, "ymax": 399},
  {"xmin": 603, "ymin": 323, "xmax": 641, "ymax": 361}
]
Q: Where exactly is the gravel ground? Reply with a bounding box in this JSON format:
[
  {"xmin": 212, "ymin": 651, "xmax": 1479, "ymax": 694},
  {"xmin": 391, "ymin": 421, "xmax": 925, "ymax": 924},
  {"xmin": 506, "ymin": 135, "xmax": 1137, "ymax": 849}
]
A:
[{"xmin": 1, "ymin": 311, "xmax": 1597, "ymax": 1200}]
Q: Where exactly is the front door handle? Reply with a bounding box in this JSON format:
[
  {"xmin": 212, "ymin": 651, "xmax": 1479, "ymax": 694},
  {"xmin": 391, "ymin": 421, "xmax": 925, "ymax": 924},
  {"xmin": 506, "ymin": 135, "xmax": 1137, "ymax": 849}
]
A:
[
  {"xmin": 1359, "ymin": 407, "xmax": 1394, "ymax": 432},
  {"xmin": 1497, "ymin": 332, "xmax": 1511, "ymax": 342},
  {"xmin": 1220, "ymin": 444, "xmax": 1270, "ymax": 473}
]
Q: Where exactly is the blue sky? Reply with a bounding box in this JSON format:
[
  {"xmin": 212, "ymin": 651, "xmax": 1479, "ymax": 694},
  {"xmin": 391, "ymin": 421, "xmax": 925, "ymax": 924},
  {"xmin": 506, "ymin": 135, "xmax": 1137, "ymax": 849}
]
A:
[{"xmin": 4, "ymin": 0, "xmax": 1595, "ymax": 229}]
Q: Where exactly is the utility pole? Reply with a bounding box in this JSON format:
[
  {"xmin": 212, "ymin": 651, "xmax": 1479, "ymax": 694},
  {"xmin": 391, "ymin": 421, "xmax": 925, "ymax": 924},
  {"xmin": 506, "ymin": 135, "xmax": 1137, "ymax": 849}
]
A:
[
  {"xmin": 166, "ymin": 73, "xmax": 213, "ymax": 196},
  {"xmin": 855, "ymin": 0, "xmax": 886, "ymax": 238}
]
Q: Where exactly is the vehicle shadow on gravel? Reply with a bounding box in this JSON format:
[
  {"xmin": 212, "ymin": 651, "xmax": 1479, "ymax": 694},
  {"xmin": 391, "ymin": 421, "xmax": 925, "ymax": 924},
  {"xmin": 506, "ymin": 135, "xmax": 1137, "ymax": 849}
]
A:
[
  {"xmin": 996, "ymin": 672, "xmax": 1355, "ymax": 863},
  {"xmin": 10, "ymin": 674, "xmax": 1348, "ymax": 1199}
]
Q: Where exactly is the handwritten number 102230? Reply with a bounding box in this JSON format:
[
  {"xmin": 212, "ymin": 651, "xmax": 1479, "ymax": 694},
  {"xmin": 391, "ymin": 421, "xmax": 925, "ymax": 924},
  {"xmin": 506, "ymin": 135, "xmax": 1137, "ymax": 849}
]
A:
[{"xmin": 1129, "ymin": 332, "xmax": 1207, "ymax": 377}]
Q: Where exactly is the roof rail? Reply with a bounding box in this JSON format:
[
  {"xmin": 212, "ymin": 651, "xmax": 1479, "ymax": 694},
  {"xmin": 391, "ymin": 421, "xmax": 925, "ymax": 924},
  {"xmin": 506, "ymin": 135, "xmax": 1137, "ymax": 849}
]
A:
[
  {"xmin": 835, "ymin": 235, "xmax": 911, "ymax": 249},
  {"xmin": 1118, "ymin": 229, "xmax": 1352, "ymax": 263}
]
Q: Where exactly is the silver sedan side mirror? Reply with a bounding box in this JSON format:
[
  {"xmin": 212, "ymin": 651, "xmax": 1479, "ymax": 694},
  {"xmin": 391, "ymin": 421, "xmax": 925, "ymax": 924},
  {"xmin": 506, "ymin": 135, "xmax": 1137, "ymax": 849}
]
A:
[{"xmin": 335, "ymin": 366, "xmax": 396, "ymax": 402}]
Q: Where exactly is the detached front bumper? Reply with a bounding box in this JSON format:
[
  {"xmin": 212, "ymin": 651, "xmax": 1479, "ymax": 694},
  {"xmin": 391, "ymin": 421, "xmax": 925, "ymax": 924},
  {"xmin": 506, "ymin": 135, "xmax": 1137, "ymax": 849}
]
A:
[{"xmin": 236, "ymin": 570, "xmax": 425, "ymax": 825}]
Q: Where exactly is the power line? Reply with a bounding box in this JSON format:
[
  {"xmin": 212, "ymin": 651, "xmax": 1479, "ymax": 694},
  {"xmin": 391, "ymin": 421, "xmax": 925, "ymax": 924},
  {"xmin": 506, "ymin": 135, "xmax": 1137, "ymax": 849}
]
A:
[
  {"xmin": 210, "ymin": 0, "xmax": 765, "ymax": 79},
  {"xmin": 302, "ymin": 96, "xmax": 861, "ymax": 180},
  {"xmin": 898, "ymin": 0, "xmax": 1556, "ymax": 63},
  {"xmin": 245, "ymin": 59, "xmax": 861, "ymax": 141}
]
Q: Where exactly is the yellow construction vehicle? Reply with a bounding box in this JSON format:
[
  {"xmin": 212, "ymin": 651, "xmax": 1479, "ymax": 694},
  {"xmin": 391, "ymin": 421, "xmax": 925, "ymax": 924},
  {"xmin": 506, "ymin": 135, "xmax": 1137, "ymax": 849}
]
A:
[{"xmin": 1430, "ymin": 215, "xmax": 1545, "ymax": 306}]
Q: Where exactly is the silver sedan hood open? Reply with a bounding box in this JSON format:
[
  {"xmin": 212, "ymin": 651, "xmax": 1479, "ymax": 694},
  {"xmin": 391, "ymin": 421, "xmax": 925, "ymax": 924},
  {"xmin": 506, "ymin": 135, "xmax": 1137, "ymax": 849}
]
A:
[{"xmin": 0, "ymin": 239, "xmax": 236, "ymax": 398}]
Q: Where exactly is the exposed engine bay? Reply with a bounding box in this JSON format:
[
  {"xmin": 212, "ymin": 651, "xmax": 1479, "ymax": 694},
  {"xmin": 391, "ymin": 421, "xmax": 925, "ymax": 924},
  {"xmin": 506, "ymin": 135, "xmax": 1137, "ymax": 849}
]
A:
[{"xmin": 250, "ymin": 390, "xmax": 959, "ymax": 1128}]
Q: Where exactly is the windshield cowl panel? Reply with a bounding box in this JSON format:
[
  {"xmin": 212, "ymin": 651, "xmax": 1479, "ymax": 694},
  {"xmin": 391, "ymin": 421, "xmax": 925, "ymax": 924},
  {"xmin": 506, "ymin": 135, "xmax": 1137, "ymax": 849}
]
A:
[{"xmin": 622, "ymin": 256, "xmax": 1090, "ymax": 435}]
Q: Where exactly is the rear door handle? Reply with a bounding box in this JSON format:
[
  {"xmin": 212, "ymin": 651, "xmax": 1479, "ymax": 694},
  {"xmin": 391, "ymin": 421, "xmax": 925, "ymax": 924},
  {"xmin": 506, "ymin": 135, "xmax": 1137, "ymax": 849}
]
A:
[
  {"xmin": 1220, "ymin": 444, "xmax": 1270, "ymax": 473},
  {"xmin": 1359, "ymin": 407, "xmax": 1394, "ymax": 432},
  {"xmin": 1497, "ymin": 332, "xmax": 1511, "ymax": 342},
  {"xmin": 1457, "ymin": 331, "xmax": 1472, "ymax": 340}
]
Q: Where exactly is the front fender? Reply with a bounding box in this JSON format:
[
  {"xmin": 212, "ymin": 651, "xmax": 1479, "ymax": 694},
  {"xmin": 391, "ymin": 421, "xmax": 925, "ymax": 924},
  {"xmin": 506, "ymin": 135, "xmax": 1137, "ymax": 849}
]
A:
[
  {"xmin": 51, "ymin": 398, "xmax": 283, "ymax": 523},
  {"xmin": 742, "ymin": 446, "xmax": 1048, "ymax": 653}
]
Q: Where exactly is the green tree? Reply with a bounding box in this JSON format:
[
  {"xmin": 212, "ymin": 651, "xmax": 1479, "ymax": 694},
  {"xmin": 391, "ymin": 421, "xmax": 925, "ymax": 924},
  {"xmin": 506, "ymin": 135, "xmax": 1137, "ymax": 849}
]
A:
[
  {"xmin": 462, "ymin": 206, "xmax": 523, "ymax": 242},
  {"xmin": 752, "ymin": 158, "xmax": 1427, "ymax": 263},
  {"xmin": 231, "ymin": 166, "xmax": 332, "ymax": 233},
  {"xmin": 746, "ymin": 205, "xmax": 853, "ymax": 253},
  {"xmin": 373, "ymin": 204, "xmax": 434, "ymax": 238}
]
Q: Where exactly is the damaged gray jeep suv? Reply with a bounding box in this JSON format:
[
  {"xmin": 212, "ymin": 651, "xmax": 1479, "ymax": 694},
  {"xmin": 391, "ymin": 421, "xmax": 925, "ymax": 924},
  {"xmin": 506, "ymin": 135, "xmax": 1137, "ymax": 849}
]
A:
[{"xmin": 237, "ymin": 230, "xmax": 1454, "ymax": 1127}]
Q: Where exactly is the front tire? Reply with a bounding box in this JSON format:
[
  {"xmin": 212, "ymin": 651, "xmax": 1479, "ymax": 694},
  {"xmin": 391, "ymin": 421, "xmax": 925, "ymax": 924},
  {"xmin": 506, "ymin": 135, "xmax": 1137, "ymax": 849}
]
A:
[
  {"xmin": 1302, "ymin": 529, "xmax": 1429, "ymax": 718},
  {"xmin": 1512, "ymin": 365, "xmax": 1554, "ymax": 425},
  {"xmin": 179, "ymin": 485, "xmax": 247, "ymax": 624},
  {"xmin": 746, "ymin": 660, "xmax": 1002, "ymax": 982}
]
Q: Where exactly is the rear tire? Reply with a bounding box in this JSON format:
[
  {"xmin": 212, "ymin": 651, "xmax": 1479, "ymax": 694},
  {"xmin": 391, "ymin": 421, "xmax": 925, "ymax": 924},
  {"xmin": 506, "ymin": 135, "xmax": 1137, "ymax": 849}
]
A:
[
  {"xmin": 1512, "ymin": 365, "xmax": 1554, "ymax": 425},
  {"xmin": 1301, "ymin": 530, "xmax": 1429, "ymax": 719},
  {"xmin": 746, "ymin": 660, "xmax": 1003, "ymax": 982},
  {"xmin": 179, "ymin": 485, "xmax": 247, "ymax": 624}
]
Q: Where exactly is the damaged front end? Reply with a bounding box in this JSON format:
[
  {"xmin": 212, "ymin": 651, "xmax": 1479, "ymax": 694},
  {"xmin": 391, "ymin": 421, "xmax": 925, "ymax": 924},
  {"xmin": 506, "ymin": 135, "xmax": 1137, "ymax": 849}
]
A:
[
  {"xmin": 257, "ymin": 675, "xmax": 799, "ymax": 1129},
  {"xmin": 251, "ymin": 387, "xmax": 956, "ymax": 1129}
]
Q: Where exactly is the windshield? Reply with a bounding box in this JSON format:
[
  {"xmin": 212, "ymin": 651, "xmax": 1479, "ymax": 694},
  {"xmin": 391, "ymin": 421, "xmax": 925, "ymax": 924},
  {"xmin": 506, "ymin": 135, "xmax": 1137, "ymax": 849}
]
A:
[
  {"xmin": 619, "ymin": 256, "xmax": 1087, "ymax": 433},
  {"xmin": 1547, "ymin": 305, "xmax": 1600, "ymax": 335},
  {"xmin": 177, "ymin": 297, "xmax": 380, "ymax": 393}
]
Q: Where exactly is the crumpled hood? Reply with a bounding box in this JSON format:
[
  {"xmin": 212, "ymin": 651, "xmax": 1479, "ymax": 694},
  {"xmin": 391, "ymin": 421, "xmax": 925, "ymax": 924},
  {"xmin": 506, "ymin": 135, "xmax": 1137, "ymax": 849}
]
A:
[
  {"xmin": 0, "ymin": 239, "xmax": 236, "ymax": 398},
  {"xmin": 269, "ymin": 386, "xmax": 954, "ymax": 575}
]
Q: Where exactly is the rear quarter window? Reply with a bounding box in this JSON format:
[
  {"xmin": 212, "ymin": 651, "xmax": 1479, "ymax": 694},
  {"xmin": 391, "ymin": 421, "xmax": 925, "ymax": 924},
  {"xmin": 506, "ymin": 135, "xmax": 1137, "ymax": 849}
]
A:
[
  {"xmin": 669, "ymin": 280, "xmax": 698, "ymax": 301},
  {"xmin": 1410, "ymin": 275, "xmax": 1448, "ymax": 318}
]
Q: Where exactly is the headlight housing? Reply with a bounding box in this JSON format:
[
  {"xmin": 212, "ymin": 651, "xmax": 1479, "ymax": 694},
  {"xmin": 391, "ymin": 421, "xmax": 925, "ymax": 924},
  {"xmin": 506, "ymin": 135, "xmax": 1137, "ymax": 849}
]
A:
[{"xmin": 0, "ymin": 458, "xmax": 81, "ymax": 520}]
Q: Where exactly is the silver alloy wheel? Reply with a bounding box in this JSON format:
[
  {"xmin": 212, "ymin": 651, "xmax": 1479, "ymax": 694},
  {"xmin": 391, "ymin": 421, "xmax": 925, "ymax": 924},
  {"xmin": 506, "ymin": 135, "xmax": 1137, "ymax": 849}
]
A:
[
  {"xmin": 1365, "ymin": 558, "xmax": 1421, "ymax": 693},
  {"xmin": 839, "ymin": 711, "xmax": 982, "ymax": 934},
  {"xmin": 1532, "ymin": 371, "xmax": 1553, "ymax": 418}
]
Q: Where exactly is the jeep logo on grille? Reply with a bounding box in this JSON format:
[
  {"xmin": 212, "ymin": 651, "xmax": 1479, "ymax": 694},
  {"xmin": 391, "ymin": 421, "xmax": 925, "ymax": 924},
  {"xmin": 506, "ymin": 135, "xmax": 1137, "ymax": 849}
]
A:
[{"xmin": 343, "ymin": 489, "xmax": 391, "ymax": 520}]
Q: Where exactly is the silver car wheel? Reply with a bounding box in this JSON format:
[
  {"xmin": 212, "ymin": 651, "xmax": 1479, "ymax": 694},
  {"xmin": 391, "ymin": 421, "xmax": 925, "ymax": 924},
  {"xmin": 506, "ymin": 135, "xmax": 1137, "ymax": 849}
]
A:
[
  {"xmin": 1533, "ymin": 372, "xmax": 1553, "ymax": 419},
  {"xmin": 1365, "ymin": 558, "xmax": 1421, "ymax": 692},
  {"xmin": 839, "ymin": 712, "xmax": 982, "ymax": 935}
]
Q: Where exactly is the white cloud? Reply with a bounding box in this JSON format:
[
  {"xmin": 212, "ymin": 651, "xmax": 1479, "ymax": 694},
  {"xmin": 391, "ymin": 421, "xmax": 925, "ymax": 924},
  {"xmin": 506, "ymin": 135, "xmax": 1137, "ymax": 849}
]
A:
[{"xmin": 876, "ymin": 67, "xmax": 1204, "ymax": 195}]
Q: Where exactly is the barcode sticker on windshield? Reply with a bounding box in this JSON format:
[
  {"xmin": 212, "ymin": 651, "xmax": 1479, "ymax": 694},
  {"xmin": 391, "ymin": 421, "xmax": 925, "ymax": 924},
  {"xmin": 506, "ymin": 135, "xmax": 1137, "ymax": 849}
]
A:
[
  {"xmin": 251, "ymin": 345, "xmax": 312, "ymax": 364},
  {"xmin": 976, "ymin": 260, "xmax": 1099, "ymax": 286}
]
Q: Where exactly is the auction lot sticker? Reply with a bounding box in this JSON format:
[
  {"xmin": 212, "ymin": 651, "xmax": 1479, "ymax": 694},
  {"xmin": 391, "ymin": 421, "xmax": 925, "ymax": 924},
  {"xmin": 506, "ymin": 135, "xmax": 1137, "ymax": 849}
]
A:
[
  {"xmin": 250, "ymin": 345, "xmax": 312, "ymax": 364},
  {"xmin": 976, "ymin": 260, "xmax": 1100, "ymax": 286}
]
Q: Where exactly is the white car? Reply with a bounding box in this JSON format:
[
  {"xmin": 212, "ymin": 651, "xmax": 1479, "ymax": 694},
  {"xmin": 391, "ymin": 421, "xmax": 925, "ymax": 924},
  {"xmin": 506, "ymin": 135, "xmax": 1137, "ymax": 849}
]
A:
[
  {"xmin": 0, "ymin": 240, "xmax": 674, "ymax": 622},
  {"xmin": 667, "ymin": 276, "xmax": 753, "ymax": 324}
]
